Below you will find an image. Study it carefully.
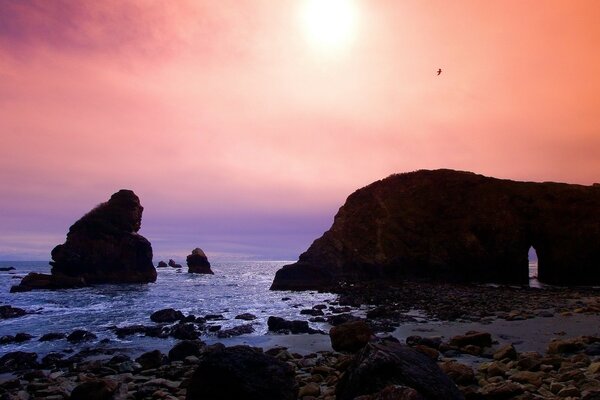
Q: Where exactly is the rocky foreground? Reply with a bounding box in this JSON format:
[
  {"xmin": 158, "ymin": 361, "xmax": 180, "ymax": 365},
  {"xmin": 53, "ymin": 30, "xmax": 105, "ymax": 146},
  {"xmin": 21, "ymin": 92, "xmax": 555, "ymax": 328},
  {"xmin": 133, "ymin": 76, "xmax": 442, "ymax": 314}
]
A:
[{"xmin": 2, "ymin": 282, "xmax": 600, "ymax": 399}]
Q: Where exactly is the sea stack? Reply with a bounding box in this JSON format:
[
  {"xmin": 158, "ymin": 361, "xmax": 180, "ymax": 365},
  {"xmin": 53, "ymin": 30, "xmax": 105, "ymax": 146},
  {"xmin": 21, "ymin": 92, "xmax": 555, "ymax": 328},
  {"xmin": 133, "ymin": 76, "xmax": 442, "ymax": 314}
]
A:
[
  {"xmin": 11, "ymin": 189, "xmax": 156, "ymax": 292},
  {"xmin": 271, "ymin": 169, "xmax": 600, "ymax": 290},
  {"xmin": 187, "ymin": 248, "xmax": 213, "ymax": 274}
]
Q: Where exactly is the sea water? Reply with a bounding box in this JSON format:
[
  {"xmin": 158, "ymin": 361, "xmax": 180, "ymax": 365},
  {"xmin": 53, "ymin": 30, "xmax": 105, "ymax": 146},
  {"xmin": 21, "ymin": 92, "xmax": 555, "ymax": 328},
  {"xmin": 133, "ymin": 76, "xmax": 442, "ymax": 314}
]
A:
[{"xmin": 0, "ymin": 261, "xmax": 336, "ymax": 356}]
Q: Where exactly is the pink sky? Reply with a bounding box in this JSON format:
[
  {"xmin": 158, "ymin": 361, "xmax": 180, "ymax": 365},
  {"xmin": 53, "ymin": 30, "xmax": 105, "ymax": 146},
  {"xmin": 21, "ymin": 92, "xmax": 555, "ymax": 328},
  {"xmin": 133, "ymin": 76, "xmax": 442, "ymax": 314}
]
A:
[{"xmin": 1, "ymin": 0, "xmax": 599, "ymax": 260}]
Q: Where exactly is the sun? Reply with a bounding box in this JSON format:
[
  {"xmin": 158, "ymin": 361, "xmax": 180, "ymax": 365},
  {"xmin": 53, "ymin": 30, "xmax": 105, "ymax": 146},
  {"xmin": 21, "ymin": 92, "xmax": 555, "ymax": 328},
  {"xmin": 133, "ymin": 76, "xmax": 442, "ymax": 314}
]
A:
[{"xmin": 299, "ymin": 0, "xmax": 358, "ymax": 51}]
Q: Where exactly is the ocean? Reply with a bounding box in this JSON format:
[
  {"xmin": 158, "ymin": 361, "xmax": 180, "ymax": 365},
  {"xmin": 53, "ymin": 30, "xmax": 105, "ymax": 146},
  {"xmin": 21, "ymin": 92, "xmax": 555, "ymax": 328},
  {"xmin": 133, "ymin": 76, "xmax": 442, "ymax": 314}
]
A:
[{"xmin": 0, "ymin": 261, "xmax": 337, "ymax": 356}]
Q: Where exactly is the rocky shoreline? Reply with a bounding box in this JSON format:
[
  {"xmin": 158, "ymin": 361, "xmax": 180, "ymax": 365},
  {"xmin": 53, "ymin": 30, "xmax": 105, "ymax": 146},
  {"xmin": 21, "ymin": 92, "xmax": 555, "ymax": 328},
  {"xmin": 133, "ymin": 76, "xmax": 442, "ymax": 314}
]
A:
[{"xmin": 1, "ymin": 281, "xmax": 599, "ymax": 399}]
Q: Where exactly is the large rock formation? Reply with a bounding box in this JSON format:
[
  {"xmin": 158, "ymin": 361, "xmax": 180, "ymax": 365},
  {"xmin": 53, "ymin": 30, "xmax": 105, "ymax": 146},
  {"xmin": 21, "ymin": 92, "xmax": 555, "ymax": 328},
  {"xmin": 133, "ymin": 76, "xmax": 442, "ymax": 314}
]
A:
[
  {"xmin": 271, "ymin": 170, "xmax": 600, "ymax": 290},
  {"xmin": 12, "ymin": 190, "xmax": 156, "ymax": 291},
  {"xmin": 186, "ymin": 248, "xmax": 213, "ymax": 274}
]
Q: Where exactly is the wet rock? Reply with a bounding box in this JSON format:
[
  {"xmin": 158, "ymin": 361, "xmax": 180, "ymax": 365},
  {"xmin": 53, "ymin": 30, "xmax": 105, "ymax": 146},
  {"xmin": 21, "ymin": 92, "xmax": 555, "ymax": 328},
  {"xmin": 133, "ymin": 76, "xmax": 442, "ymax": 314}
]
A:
[
  {"xmin": 365, "ymin": 385, "xmax": 425, "ymax": 400},
  {"xmin": 406, "ymin": 336, "xmax": 442, "ymax": 350},
  {"xmin": 157, "ymin": 261, "xmax": 168, "ymax": 268},
  {"xmin": 301, "ymin": 308, "xmax": 325, "ymax": 316},
  {"xmin": 168, "ymin": 340, "xmax": 204, "ymax": 361},
  {"xmin": 509, "ymin": 370, "xmax": 543, "ymax": 387},
  {"xmin": 336, "ymin": 341, "xmax": 463, "ymax": 400},
  {"xmin": 39, "ymin": 332, "xmax": 65, "ymax": 341},
  {"xmin": 299, "ymin": 382, "xmax": 320, "ymax": 397},
  {"xmin": 70, "ymin": 378, "xmax": 118, "ymax": 400},
  {"xmin": 113, "ymin": 324, "xmax": 149, "ymax": 338},
  {"xmin": 0, "ymin": 351, "xmax": 38, "ymax": 372},
  {"xmin": 328, "ymin": 313, "xmax": 362, "ymax": 326},
  {"xmin": 217, "ymin": 324, "xmax": 255, "ymax": 338},
  {"xmin": 186, "ymin": 345, "xmax": 297, "ymax": 400},
  {"xmin": 187, "ymin": 247, "xmax": 213, "ymax": 274},
  {"xmin": 136, "ymin": 350, "xmax": 166, "ymax": 370},
  {"xmin": 0, "ymin": 305, "xmax": 27, "ymax": 319},
  {"xmin": 547, "ymin": 337, "xmax": 587, "ymax": 354},
  {"xmin": 440, "ymin": 362, "xmax": 475, "ymax": 385},
  {"xmin": 170, "ymin": 323, "xmax": 198, "ymax": 340},
  {"xmin": 67, "ymin": 329, "xmax": 97, "ymax": 343},
  {"xmin": 9, "ymin": 272, "xmax": 86, "ymax": 292},
  {"xmin": 150, "ymin": 308, "xmax": 184, "ymax": 323},
  {"xmin": 168, "ymin": 259, "xmax": 182, "ymax": 269},
  {"xmin": 479, "ymin": 381, "xmax": 523, "ymax": 398},
  {"xmin": 235, "ymin": 313, "xmax": 257, "ymax": 321},
  {"xmin": 493, "ymin": 344, "xmax": 517, "ymax": 360},
  {"xmin": 205, "ymin": 314, "xmax": 225, "ymax": 320},
  {"xmin": 0, "ymin": 266, "xmax": 15, "ymax": 271},
  {"xmin": 449, "ymin": 331, "xmax": 492, "ymax": 348},
  {"xmin": 330, "ymin": 321, "xmax": 373, "ymax": 352},
  {"xmin": 267, "ymin": 316, "xmax": 318, "ymax": 334}
]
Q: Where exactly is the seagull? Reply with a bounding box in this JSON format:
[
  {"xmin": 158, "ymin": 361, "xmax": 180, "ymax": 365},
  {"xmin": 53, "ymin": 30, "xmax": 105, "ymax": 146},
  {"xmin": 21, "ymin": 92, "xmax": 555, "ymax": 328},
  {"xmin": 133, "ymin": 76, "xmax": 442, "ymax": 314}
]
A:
[{"xmin": 437, "ymin": 68, "xmax": 442, "ymax": 76}]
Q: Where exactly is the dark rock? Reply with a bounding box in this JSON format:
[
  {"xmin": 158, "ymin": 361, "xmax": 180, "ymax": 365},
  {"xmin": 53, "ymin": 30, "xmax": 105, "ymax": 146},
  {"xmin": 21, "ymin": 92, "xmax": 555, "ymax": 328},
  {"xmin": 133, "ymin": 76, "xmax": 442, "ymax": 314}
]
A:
[
  {"xmin": 217, "ymin": 324, "xmax": 255, "ymax": 338},
  {"xmin": 406, "ymin": 336, "xmax": 442, "ymax": 350},
  {"xmin": 185, "ymin": 345, "xmax": 297, "ymax": 400},
  {"xmin": 449, "ymin": 331, "xmax": 492, "ymax": 348},
  {"xmin": 235, "ymin": 313, "xmax": 257, "ymax": 321},
  {"xmin": 439, "ymin": 361, "xmax": 475, "ymax": 385},
  {"xmin": 136, "ymin": 350, "xmax": 166, "ymax": 370},
  {"xmin": 71, "ymin": 379, "xmax": 118, "ymax": 400},
  {"xmin": 168, "ymin": 259, "xmax": 182, "ymax": 268},
  {"xmin": 0, "ymin": 305, "xmax": 27, "ymax": 319},
  {"xmin": 41, "ymin": 352, "xmax": 66, "ymax": 368},
  {"xmin": 0, "ymin": 267, "xmax": 15, "ymax": 271},
  {"xmin": 170, "ymin": 322, "xmax": 198, "ymax": 340},
  {"xmin": 13, "ymin": 333, "xmax": 33, "ymax": 342},
  {"xmin": 113, "ymin": 324, "xmax": 148, "ymax": 338},
  {"xmin": 330, "ymin": 321, "xmax": 373, "ymax": 352},
  {"xmin": 145, "ymin": 325, "xmax": 170, "ymax": 338},
  {"xmin": 366, "ymin": 385, "xmax": 425, "ymax": 400},
  {"xmin": 300, "ymin": 308, "xmax": 324, "ymax": 316},
  {"xmin": 150, "ymin": 308, "xmax": 184, "ymax": 323},
  {"xmin": 11, "ymin": 190, "xmax": 156, "ymax": 292},
  {"xmin": 205, "ymin": 314, "xmax": 225, "ymax": 320},
  {"xmin": 336, "ymin": 341, "xmax": 463, "ymax": 400},
  {"xmin": 168, "ymin": 340, "xmax": 204, "ymax": 361},
  {"xmin": 10, "ymin": 271, "xmax": 86, "ymax": 292},
  {"xmin": 328, "ymin": 313, "xmax": 362, "ymax": 326},
  {"xmin": 493, "ymin": 344, "xmax": 518, "ymax": 360},
  {"xmin": 267, "ymin": 316, "xmax": 318, "ymax": 334},
  {"xmin": 187, "ymin": 247, "xmax": 214, "ymax": 274},
  {"xmin": 39, "ymin": 332, "xmax": 66, "ymax": 341},
  {"xmin": 67, "ymin": 329, "xmax": 97, "ymax": 343},
  {"xmin": 271, "ymin": 169, "xmax": 600, "ymax": 289},
  {"xmin": 0, "ymin": 351, "xmax": 38, "ymax": 372},
  {"xmin": 157, "ymin": 260, "xmax": 168, "ymax": 268}
]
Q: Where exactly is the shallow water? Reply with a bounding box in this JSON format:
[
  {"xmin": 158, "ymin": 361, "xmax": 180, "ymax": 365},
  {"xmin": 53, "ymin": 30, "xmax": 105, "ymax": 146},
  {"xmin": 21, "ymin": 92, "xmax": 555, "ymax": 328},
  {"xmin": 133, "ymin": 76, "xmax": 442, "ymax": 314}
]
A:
[{"xmin": 0, "ymin": 261, "xmax": 336, "ymax": 356}]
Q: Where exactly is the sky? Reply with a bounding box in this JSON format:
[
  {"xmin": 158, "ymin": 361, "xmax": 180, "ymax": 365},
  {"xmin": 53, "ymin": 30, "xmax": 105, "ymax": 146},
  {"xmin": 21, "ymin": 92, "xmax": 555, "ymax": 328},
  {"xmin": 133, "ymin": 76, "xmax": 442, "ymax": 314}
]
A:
[{"xmin": 1, "ymin": 0, "xmax": 599, "ymax": 261}]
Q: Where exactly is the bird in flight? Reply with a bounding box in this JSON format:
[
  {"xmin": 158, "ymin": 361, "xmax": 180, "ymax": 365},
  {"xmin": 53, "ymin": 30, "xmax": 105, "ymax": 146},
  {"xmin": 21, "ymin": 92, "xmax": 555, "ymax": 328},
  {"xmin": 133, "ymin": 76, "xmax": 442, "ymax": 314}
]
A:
[{"xmin": 437, "ymin": 68, "xmax": 442, "ymax": 76}]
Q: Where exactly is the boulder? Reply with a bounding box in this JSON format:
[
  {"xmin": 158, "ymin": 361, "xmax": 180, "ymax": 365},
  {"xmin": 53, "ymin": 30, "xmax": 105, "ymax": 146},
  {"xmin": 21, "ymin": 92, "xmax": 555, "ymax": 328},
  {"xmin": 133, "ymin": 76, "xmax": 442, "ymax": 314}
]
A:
[
  {"xmin": 336, "ymin": 341, "xmax": 463, "ymax": 400},
  {"xmin": 67, "ymin": 329, "xmax": 97, "ymax": 343},
  {"xmin": 0, "ymin": 266, "xmax": 15, "ymax": 271},
  {"xmin": 0, "ymin": 351, "xmax": 39, "ymax": 372},
  {"xmin": 157, "ymin": 261, "xmax": 168, "ymax": 268},
  {"xmin": 12, "ymin": 190, "xmax": 156, "ymax": 291},
  {"xmin": 187, "ymin": 247, "xmax": 214, "ymax": 274},
  {"xmin": 70, "ymin": 379, "xmax": 118, "ymax": 400},
  {"xmin": 449, "ymin": 331, "xmax": 492, "ymax": 348},
  {"xmin": 267, "ymin": 316, "xmax": 319, "ymax": 334},
  {"xmin": 39, "ymin": 332, "xmax": 65, "ymax": 341},
  {"xmin": 150, "ymin": 308, "xmax": 184, "ymax": 323},
  {"xmin": 217, "ymin": 324, "xmax": 255, "ymax": 338},
  {"xmin": 10, "ymin": 272, "xmax": 85, "ymax": 292},
  {"xmin": 168, "ymin": 340, "xmax": 204, "ymax": 361},
  {"xmin": 185, "ymin": 345, "xmax": 297, "ymax": 400},
  {"xmin": 271, "ymin": 169, "xmax": 600, "ymax": 289},
  {"xmin": 168, "ymin": 259, "xmax": 182, "ymax": 268},
  {"xmin": 0, "ymin": 305, "xmax": 27, "ymax": 319},
  {"xmin": 136, "ymin": 350, "xmax": 166, "ymax": 370},
  {"xmin": 330, "ymin": 321, "xmax": 373, "ymax": 352}
]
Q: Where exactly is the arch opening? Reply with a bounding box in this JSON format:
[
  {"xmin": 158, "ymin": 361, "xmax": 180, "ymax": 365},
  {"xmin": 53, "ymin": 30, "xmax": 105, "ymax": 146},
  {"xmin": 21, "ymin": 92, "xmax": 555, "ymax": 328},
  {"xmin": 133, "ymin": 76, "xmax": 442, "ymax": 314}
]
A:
[{"xmin": 528, "ymin": 246, "xmax": 539, "ymax": 288}]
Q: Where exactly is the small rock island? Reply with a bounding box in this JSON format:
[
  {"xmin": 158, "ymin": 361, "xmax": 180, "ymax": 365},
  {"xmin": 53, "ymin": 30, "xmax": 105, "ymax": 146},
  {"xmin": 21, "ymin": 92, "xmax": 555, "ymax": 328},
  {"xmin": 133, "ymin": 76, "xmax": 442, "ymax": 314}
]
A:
[
  {"xmin": 187, "ymin": 248, "xmax": 213, "ymax": 274},
  {"xmin": 271, "ymin": 169, "xmax": 600, "ymax": 290},
  {"xmin": 11, "ymin": 189, "xmax": 156, "ymax": 292}
]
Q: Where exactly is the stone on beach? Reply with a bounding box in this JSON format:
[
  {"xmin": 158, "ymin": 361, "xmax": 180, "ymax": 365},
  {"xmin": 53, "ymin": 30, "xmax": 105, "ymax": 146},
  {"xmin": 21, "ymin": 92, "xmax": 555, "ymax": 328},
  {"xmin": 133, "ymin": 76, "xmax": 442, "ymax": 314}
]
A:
[
  {"xmin": 0, "ymin": 304, "xmax": 28, "ymax": 319},
  {"xmin": 336, "ymin": 341, "xmax": 463, "ymax": 400},
  {"xmin": 329, "ymin": 320, "xmax": 373, "ymax": 352},
  {"xmin": 185, "ymin": 345, "xmax": 297, "ymax": 400},
  {"xmin": 150, "ymin": 308, "xmax": 185, "ymax": 323},
  {"xmin": 267, "ymin": 316, "xmax": 319, "ymax": 334}
]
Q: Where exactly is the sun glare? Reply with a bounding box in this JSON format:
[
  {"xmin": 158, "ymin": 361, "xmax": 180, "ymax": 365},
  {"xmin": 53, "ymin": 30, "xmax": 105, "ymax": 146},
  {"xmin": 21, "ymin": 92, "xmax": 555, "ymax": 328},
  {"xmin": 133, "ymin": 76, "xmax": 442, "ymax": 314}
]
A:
[{"xmin": 300, "ymin": 0, "xmax": 358, "ymax": 51}]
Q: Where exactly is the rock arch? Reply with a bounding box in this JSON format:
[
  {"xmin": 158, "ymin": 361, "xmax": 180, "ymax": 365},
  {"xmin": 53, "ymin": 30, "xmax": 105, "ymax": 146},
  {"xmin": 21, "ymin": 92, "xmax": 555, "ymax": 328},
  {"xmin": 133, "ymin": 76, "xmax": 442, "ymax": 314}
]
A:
[{"xmin": 271, "ymin": 170, "xmax": 600, "ymax": 290}]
